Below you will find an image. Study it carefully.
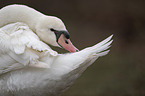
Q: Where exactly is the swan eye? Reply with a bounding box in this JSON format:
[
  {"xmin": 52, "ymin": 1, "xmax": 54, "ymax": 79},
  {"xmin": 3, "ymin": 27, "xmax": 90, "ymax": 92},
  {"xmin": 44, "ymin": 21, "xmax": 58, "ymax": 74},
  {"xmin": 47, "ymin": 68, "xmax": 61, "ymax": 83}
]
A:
[{"xmin": 50, "ymin": 28, "xmax": 55, "ymax": 31}]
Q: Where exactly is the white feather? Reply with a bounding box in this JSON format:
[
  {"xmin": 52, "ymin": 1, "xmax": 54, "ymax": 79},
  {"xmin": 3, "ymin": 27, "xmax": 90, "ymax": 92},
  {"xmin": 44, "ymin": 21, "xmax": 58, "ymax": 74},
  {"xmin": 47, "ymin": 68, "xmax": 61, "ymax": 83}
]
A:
[
  {"xmin": 0, "ymin": 4, "xmax": 113, "ymax": 96},
  {"xmin": 0, "ymin": 22, "xmax": 58, "ymax": 74},
  {"xmin": 0, "ymin": 22, "xmax": 113, "ymax": 95}
]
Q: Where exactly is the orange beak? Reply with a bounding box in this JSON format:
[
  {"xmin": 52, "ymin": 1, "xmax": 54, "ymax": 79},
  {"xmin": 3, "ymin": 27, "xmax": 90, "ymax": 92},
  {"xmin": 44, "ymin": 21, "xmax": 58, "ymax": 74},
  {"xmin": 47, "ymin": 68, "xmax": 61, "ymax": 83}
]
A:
[{"xmin": 58, "ymin": 34, "xmax": 79, "ymax": 52}]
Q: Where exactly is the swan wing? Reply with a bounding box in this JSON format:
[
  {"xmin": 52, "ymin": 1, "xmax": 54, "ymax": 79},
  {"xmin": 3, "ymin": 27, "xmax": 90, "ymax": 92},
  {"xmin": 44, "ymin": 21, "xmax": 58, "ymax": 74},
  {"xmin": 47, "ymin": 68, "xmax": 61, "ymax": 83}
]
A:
[
  {"xmin": 0, "ymin": 22, "xmax": 57, "ymax": 74},
  {"xmin": 50, "ymin": 35, "xmax": 113, "ymax": 76}
]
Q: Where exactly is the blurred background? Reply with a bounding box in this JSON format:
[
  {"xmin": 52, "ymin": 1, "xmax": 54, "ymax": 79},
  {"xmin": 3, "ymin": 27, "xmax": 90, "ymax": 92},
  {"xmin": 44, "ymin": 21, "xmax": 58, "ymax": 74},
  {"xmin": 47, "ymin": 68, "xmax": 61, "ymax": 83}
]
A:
[{"xmin": 1, "ymin": 0, "xmax": 145, "ymax": 96}]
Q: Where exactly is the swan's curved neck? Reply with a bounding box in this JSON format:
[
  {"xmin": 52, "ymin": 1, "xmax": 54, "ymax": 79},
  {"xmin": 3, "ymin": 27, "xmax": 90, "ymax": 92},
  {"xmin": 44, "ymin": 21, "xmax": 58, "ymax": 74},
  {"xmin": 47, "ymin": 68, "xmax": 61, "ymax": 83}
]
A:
[{"xmin": 0, "ymin": 5, "xmax": 45, "ymax": 32}]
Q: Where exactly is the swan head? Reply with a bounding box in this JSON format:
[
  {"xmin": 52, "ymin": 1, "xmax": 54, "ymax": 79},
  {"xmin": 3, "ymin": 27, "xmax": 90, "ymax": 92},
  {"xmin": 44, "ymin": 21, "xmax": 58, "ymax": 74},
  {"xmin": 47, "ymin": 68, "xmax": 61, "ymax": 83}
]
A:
[{"xmin": 35, "ymin": 16, "xmax": 78, "ymax": 52}]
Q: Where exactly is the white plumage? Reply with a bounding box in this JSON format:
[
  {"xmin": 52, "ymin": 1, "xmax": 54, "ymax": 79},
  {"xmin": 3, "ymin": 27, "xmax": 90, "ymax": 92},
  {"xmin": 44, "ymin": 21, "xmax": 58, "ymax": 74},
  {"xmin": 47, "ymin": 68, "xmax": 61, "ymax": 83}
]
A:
[
  {"xmin": 0, "ymin": 4, "xmax": 113, "ymax": 96},
  {"xmin": 0, "ymin": 22, "xmax": 58, "ymax": 74}
]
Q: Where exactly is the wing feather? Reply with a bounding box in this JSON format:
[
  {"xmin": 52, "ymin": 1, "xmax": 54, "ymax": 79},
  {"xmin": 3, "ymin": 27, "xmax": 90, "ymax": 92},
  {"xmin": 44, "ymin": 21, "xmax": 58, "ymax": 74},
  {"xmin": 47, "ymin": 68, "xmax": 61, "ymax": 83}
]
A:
[{"xmin": 0, "ymin": 22, "xmax": 57, "ymax": 74}]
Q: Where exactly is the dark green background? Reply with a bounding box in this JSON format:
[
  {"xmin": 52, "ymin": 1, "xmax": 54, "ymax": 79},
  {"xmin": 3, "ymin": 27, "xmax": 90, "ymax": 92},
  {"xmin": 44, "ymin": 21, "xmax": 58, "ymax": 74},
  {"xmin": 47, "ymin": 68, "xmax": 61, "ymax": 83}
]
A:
[{"xmin": 1, "ymin": 0, "xmax": 145, "ymax": 96}]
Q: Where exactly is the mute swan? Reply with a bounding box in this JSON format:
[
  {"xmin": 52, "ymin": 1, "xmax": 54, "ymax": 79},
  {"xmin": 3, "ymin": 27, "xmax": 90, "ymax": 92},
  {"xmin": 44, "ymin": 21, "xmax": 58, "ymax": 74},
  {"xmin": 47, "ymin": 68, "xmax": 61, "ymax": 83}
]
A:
[
  {"xmin": 0, "ymin": 4, "xmax": 113, "ymax": 96},
  {"xmin": 0, "ymin": 4, "xmax": 79, "ymax": 68}
]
